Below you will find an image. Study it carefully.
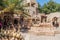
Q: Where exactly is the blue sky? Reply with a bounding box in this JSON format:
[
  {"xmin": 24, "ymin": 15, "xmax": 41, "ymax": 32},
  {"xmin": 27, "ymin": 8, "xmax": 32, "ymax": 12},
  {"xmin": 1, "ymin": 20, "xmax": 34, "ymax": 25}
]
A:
[{"xmin": 36, "ymin": 0, "xmax": 60, "ymax": 6}]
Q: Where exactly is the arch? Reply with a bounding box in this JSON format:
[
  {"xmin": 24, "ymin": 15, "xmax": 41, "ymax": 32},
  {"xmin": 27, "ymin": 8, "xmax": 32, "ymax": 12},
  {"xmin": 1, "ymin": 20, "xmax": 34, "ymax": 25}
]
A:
[
  {"xmin": 52, "ymin": 17, "xmax": 59, "ymax": 27},
  {"xmin": 52, "ymin": 17, "xmax": 58, "ymax": 22}
]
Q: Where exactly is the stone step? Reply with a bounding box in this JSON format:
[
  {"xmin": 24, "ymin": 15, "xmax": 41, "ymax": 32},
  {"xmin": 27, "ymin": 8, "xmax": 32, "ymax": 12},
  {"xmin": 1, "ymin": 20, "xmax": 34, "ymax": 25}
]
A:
[
  {"xmin": 55, "ymin": 31, "xmax": 60, "ymax": 34},
  {"xmin": 28, "ymin": 31, "xmax": 55, "ymax": 36},
  {"xmin": 32, "ymin": 23, "xmax": 53, "ymax": 28},
  {"xmin": 28, "ymin": 27, "xmax": 55, "ymax": 36}
]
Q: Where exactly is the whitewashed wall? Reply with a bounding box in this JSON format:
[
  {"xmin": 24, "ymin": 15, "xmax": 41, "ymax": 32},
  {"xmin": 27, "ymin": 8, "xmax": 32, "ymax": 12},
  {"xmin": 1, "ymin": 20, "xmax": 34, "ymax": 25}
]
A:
[{"xmin": 47, "ymin": 12, "xmax": 60, "ymax": 27}]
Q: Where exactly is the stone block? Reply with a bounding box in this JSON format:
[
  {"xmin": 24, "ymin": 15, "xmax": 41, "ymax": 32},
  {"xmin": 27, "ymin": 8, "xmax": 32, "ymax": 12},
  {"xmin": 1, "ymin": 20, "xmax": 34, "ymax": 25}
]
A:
[{"xmin": 29, "ymin": 27, "xmax": 55, "ymax": 36}]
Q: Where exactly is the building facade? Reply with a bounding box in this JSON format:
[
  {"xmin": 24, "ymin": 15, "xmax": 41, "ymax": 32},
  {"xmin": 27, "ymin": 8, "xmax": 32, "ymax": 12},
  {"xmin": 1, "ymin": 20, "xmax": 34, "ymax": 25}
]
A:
[{"xmin": 23, "ymin": 0, "xmax": 38, "ymax": 17}]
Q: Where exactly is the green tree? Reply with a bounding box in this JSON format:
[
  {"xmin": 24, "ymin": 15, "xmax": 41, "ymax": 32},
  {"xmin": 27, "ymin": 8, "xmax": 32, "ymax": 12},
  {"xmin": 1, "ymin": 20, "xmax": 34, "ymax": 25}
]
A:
[
  {"xmin": 0, "ymin": 0, "xmax": 5, "ymax": 10},
  {"xmin": 37, "ymin": 3, "xmax": 42, "ymax": 13},
  {"xmin": 56, "ymin": 3, "xmax": 60, "ymax": 12},
  {"xmin": 0, "ymin": 0, "xmax": 3, "ymax": 6},
  {"xmin": 0, "ymin": 0, "xmax": 23, "ymax": 13},
  {"xmin": 0, "ymin": 0, "xmax": 30, "ymax": 17},
  {"xmin": 42, "ymin": 0, "xmax": 58, "ymax": 14},
  {"xmin": 3, "ymin": 0, "xmax": 23, "ymax": 11}
]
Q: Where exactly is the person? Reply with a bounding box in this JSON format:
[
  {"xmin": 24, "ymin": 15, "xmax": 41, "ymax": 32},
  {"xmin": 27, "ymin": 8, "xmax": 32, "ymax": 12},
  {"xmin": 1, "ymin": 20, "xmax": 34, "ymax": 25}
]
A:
[
  {"xmin": 52, "ymin": 17, "xmax": 59, "ymax": 28},
  {"xmin": 52, "ymin": 21, "xmax": 59, "ymax": 28},
  {"xmin": 0, "ymin": 17, "xmax": 2, "ymax": 31},
  {"xmin": 3, "ymin": 16, "xmax": 7, "ymax": 30},
  {"xmin": 0, "ymin": 21, "xmax": 2, "ymax": 30},
  {"xmin": 14, "ymin": 18, "xmax": 18, "ymax": 31},
  {"xmin": 20, "ymin": 15, "xmax": 24, "ymax": 28},
  {"xmin": 14, "ymin": 19, "xmax": 18, "ymax": 25},
  {"xmin": 7, "ymin": 16, "xmax": 12, "ymax": 29}
]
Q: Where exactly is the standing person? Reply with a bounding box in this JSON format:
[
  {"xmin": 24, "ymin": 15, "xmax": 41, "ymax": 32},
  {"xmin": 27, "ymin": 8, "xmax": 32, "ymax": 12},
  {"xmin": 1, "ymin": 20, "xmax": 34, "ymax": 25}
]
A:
[
  {"xmin": 52, "ymin": 20, "xmax": 59, "ymax": 28},
  {"xmin": 14, "ymin": 18, "xmax": 18, "ymax": 31},
  {"xmin": 7, "ymin": 16, "xmax": 12, "ymax": 29},
  {"xmin": 20, "ymin": 15, "xmax": 24, "ymax": 28},
  {"xmin": 0, "ymin": 16, "xmax": 2, "ymax": 31},
  {"xmin": 52, "ymin": 17, "xmax": 59, "ymax": 28},
  {"xmin": 3, "ymin": 16, "xmax": 7, "ymax": 30}
]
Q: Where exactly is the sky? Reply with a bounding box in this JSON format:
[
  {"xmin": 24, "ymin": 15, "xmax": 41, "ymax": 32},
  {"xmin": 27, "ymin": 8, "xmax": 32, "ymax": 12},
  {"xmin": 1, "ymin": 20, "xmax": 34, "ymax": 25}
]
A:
[{"xmin": 36, "ymin": 0, "xmax": 60, "ymax": 6}]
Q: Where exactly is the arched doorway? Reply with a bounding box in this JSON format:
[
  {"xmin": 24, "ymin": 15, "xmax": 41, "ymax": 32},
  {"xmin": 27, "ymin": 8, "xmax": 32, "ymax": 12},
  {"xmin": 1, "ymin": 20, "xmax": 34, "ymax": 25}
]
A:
[
  {"xmin": 41, "ymin": 15, "xmax": 47, "ymax": 23},
  {"xmin": 52, "ymin": 17, "xmax": 59, "ymax": 28}
]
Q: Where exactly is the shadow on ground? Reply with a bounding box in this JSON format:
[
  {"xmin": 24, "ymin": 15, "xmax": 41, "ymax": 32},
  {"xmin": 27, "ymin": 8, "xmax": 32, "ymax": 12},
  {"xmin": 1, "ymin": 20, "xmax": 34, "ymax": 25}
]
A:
[{"xmin": 20, "ymin": 28, "xmax": 30, "ymax": 33}]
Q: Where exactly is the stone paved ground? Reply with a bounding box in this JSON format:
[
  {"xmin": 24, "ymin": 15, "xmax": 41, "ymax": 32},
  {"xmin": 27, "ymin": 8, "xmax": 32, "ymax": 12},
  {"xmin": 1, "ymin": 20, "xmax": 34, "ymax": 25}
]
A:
[
  {"xmin": 21, "ymin": 33, "xmax": 60, "ymax": 40},
  {"xmin": 21, "ymin": 27, "xmax": 60, "ymax": 40}
]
